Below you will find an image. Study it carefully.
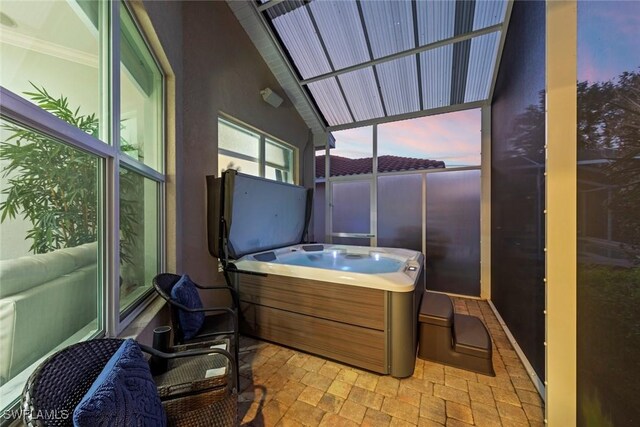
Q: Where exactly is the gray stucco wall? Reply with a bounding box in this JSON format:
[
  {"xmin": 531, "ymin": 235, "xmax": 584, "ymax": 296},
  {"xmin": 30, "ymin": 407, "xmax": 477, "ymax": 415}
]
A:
[{"xmin": 181, "ymin": 1, "xmax": 310, "ymax": 285}]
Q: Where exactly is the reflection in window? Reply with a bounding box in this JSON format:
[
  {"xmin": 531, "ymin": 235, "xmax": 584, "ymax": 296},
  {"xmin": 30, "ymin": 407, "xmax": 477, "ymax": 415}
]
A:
[
  {"xmin": 577, "ymin": 1, "xmax": 640, "ymax": 425},
  {"xmin": 0, "ymin": 0, "xmax": 103, "ymax": 135},
  {"xmin": 119, "ymin": 167, "xmax": 159, "ymax": 314},
  {"xmin": 218, "ymin": 118, "xmax": 261, "ymax": 177},
  {"xmin": 120, "ymin": 3, "xmax": 163, "ymax": 170},
  {"xmin": 266, "ymin": 139, "xmax": 294, "ymax": 183},
  {"xmin": 0, "ymin": 118, "xmax": 101, "ymax": 401},
  {"xmin": 217, "ymin": 117, "xmax": 295, "ymax": 183}
]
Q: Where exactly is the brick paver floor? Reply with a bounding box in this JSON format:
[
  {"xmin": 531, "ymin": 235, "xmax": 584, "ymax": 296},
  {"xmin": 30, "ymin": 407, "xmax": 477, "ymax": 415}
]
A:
[{"xmin": 237, "ymin": 298, "xmax": 545, "ymax": 426}]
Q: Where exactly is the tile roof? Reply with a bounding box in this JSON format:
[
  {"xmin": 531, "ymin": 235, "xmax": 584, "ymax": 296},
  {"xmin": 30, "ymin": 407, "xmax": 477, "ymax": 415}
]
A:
[{"xmin": 316, "ymin": 155, "xmax": 445, "ymax": 178}]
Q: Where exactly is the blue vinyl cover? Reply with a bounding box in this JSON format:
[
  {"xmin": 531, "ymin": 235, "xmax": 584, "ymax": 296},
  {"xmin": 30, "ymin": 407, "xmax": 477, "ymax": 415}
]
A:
[{"xmin": 227, "ymin": 173, "xmax": 308, "ymax": 258}]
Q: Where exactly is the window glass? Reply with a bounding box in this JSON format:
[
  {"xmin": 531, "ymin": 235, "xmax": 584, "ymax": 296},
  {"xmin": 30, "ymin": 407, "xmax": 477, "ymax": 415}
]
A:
[
  {"xmin": 0, "ymin": 0, "xmax": 103, "ymax": 137},
  {"xmin": 120, "ymin": 4, "xmax": 163, "ymax": 171},
  {"xmin": 327, "ymin": 126, "xmax": 373, "ymax": 177},
  {"xmin": 331, "ymin": 180, "xmax": 371, "ymax": 234},
  {"xmin": 218, "ymin": 119, "xmax": 260, "ymax": 177},
  {"xmin": 265, "ymin": 139, "xmax": 294, "ymax": 183},
  {"xmin": 217, "ymin": 117, "xmax": 296, "ymax": 183},
  {"xmin": 377, "ymin": 109, "xmax": 481, "ymax": 171},
  {"xmin": 0, "ymin": 118, "xmax": 101, "ymax": 406},
  {"xmin": 119, "ymin": 167, "xmax": 159, "ymax": 314},
  {"xmin": 577, "ymin": 1, "xmax": 640, "ymax": 425}
]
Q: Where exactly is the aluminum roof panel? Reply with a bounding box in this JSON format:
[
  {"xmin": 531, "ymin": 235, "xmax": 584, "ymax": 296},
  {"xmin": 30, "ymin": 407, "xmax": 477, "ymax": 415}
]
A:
[
  {"xmin": 338, "ymin": 67, "xmax": 385, "ymax": 122},
  {"xmin": 308, "ymin": 0, "xmax": 369, "ymax": 70},
  {"xmin": 465, "ymin": 31, "xmax": 501, "ymax": 102},
  {"xmin": 360, "ymin": 0, "xmax": 415, "ymax": 59},
  {"xmin": 271, "ymin": 4, "xmax": 331, "ymax": 79},
  {"xmin": 376, "ymin": 56, "xmax": 420, "ymax": 116},
  {"xmin": 307, "ymin": 77, "xmax": 353, "ymax": 126},
  {"xmin": 420, "ymin": 44, "xmax": 453, "ymax": 109}
]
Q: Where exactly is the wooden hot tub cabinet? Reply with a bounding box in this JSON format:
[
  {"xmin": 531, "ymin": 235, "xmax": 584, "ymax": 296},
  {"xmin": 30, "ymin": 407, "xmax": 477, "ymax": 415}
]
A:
[{"xmin": 232, "ymin": 272, "xmax": 422, "ymax": 377}]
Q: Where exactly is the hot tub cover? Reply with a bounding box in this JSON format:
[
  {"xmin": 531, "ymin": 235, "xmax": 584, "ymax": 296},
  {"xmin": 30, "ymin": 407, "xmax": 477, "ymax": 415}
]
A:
[{"xmin": 207, "ymin": 170, "xmax": 312, "ymax": 259}]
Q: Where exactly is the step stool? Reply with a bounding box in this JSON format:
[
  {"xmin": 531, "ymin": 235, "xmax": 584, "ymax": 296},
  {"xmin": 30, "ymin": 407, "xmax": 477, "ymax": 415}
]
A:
[{"xmin": 418, "ymin": 291, "xmax": 495, "ymax": 376}]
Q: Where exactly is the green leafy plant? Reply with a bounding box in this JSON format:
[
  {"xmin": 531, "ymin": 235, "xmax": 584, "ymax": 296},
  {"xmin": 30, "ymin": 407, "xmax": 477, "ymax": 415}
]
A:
[{"xmin": 0, "ymin": 83, "xmax": 139, "ymax": 263}]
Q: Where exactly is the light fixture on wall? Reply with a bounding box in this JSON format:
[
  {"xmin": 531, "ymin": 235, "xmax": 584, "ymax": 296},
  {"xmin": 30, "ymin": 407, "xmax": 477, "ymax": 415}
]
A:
[{"xmin": 260, "ymin": 87, "xmax": 283, "ymax": 108}]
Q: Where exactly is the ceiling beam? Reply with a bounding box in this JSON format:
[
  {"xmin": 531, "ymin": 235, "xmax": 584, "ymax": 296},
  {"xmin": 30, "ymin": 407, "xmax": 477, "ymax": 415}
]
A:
[
  {"xmin": 327, "ymin": 99, "xmax": 487, "ymax": 132},
  {"xmin": 257, "ymin": 0, "xmax": 288, "ymax": 13},
  {"xmin": 488, "ymin": 0, "xmax": 514, "ymax": 102},
  {"xmin": 300, "ymin": 23, "xmax": 503, "ymax": 86},
  {"xmin": 411, "ymin": 0, "xmax": 424, "ymax": 111}
]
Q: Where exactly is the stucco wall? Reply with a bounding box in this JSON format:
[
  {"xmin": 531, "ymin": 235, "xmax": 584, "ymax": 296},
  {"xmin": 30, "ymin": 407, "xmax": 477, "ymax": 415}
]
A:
[
  {"xmin": 182, "ymin": 0, "xmax": 311, "ymax": 286},
  {"xmin": 141, "ymin": 0, "xmax": 185, "ymax": 274}
]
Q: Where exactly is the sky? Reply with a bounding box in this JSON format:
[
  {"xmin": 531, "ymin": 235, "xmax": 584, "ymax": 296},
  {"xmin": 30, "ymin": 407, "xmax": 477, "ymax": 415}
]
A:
[
  {"xmin": 329, "ymin": 108, "xmax": 481, "ymax": 168},
  {"xmin": 578, "ymin": 1, "xmax": 640, "ymax": 83}
]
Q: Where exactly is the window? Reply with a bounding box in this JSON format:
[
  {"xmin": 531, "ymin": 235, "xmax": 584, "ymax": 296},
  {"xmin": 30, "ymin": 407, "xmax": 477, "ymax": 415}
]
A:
[
  {"xmin": 217, "ymin": 117, "xmax": 296, "ymax": 183},
  {"xmin": 120, "ymin": 3, "xmax": 163, "ymax": 170},
  {"xmin": 0, "ymin": 118, "xmax": 102, "ymax": 406},
  {"xmin": 118, "ymin": 3, "xmax": 164, "ymax": 316},
  {"xmin": 0, "ymin": 0, "xmax": 165, "ymax": 412},
  {"xmin": 119, "ymin": 167, "xmax": 160, "ymax": 314}
]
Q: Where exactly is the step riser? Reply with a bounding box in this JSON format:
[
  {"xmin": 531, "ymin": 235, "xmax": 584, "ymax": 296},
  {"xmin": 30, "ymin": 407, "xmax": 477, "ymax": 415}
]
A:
[{"xmin": 418, "ymin": 292, "xmax": 495, "ymax": 376}]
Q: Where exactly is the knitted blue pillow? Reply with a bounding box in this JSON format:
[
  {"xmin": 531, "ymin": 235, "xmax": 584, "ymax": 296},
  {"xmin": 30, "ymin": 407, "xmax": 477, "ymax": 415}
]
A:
[
  {"xmin": 170, "ymin": 274, "xmax": 205, "ymax": 340},
  {"xmin": 73, "ymin": 339, "xmax": 166, "ymax": 427}
]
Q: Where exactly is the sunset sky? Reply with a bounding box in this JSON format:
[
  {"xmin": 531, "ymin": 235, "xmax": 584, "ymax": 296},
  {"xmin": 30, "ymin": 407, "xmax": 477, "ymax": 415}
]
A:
[
  {"xmin": 578, "ymin": 1, "xmax": 640, "ymax": 83},
  {"xmin": 329, "ymin": 108, "xmax": 481, "ymax": 168}
]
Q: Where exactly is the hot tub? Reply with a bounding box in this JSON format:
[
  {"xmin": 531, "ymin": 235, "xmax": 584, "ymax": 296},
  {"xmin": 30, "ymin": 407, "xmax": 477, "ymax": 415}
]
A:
[
  {"xmin": 230, "ymin": 244, "xmax": 424, "ymax": 377},
  {"xmin": 207, "ymin": 171, "xmax": 424, "ymax": 377}
]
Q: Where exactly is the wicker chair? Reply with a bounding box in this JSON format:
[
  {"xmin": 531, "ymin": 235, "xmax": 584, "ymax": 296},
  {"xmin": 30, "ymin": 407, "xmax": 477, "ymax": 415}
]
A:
[{"xmin": 22, "ymin": 338, "xmax": 237, "ymax": 427}]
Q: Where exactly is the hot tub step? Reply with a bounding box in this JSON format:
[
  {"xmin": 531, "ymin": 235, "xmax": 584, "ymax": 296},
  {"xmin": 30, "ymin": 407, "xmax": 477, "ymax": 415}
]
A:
[{"xmin": 418, "ymin": 291, "xmax": 495, "ymax": 376}]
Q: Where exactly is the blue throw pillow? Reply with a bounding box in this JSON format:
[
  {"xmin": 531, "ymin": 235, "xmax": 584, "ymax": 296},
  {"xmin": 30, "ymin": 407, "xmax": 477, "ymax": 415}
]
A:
[
  {"xmin": 170, "ymin": 274, "xmax": 205, "ymax": 340},
  {"xmin": 73, "ymin": 339, "xmax": 166, "ymax": 427}
]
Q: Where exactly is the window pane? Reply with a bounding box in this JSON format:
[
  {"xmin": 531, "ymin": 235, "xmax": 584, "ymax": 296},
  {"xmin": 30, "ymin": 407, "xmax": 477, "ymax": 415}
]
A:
[
  {"xmin": 426, "ymin": 170, "xmax": 480, "ymax": 296},
  {"xmin": 378, "ymin": 109, "xmax": 481, "ymax": 171},
  {"xmin": 331, "ymin": 180, "xmax": 371, "ymax": 234},
  {"xmin": 0, "ymin": 0, "xmax": 103, "ymax": 137},
  {"xmin": 218, "ymin": 119, "xmax": 261, "ymax": 178},
  {"xmin": 218, "ymin": 153, "xmax": 260, "ymax": 178},
  {"xmin": 119, "ymin": 167, "xmax": 159, "ymax": 313},
  {"xmin": 577, "ymin": 1, "xmax": 640, "ymax": 424},
  {"xmin": 265, "ymin": 139, "xmax": 293, "ymax": 183},
  {"xmin": 377, "ymin": 174, "xmax": 423, "ymax": 251},
  {"xmin": 0, "ymin": 118, "xmax": 101, "ymax": 407},
  {"xmin": 120, "ymin": 4, "xmax": 163, "ymax": 171},
  {"xmin": 327, "ymin": 126, "xmax": 373, "ymax": 177},
  {"xmin": 219, "ymin": 119, "xmax": 260, "ymax": 159}
]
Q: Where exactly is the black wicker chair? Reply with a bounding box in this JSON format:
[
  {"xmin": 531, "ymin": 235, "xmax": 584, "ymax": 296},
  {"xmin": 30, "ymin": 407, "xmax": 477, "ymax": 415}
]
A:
[
  {"xmin": 22, "ymin": 338, "xmax": 237, "ymax": 427},
  {"xmin": 152, "ymin": 273, "xmax": 240, "ymax": 388}
]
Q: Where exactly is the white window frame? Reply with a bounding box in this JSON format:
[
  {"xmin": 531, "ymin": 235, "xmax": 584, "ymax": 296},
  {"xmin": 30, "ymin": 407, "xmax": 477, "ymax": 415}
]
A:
[{"xmin": 0, "ymin": 0, "xmax": 166, "ymax": 345}]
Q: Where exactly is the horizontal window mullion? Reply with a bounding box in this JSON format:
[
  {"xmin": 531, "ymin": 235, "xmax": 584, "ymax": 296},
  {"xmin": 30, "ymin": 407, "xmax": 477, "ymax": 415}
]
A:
[
  {"xmin": 265, "ymin": 160, "xmax": 289, "ymax": 169},
  {"xmin": 218, "ymin": 147, "xmax": 260, "ymax": 163},
  {"xmin": 0, "ymin": 86, "xmax": 117, "ymax": 159},
  {"xmin": 119, "ymin": 155, "xmax": 165, "ymax": 182}
]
